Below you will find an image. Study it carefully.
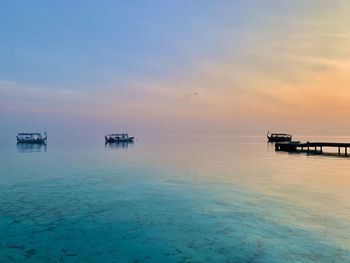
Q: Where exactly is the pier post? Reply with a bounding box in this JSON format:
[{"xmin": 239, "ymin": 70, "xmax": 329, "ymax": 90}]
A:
[
  {"xmin": 320, "ymin": 146, "xmax": 323, "ymax": 154},
  {"xmin": 346, "ymin": 147, "xmax": 348, "ymax": 156},
  {"xmin": 338, "ymin": 147, "xmax": 341, "ymax": 155},
  {"xmin": 315, "ymin": 146, "xmax": 317, "ymax": 153}
]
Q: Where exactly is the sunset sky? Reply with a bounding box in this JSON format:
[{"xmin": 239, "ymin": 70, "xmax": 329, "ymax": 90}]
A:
[{"xmin": 1, "ymin": 1, "xmax": 350, "ymax": 135}]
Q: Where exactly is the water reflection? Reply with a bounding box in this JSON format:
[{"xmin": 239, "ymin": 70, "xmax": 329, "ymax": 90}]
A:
[
  {"xmin": 17, "ymin": 142, "xmax": 47, "ymax": 153},
  {"xmin": 278, "ymin": 150, "xmax": 350, "ymax": 158},
  {"xmin": 105, "ymin": 141, "xmax": 134, "ymax": 150}
]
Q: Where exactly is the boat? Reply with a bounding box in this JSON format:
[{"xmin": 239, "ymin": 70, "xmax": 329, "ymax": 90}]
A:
[
  {"xmin": 267, "ymin": 131, "xmax": 292, "ymax": 142},
  {"xmin": 17, "ymin": 132, "xmax": 47, "ymax": 144},
  {"xmin": 105, "ymin": 133, "xmax": 134, "ymax": 143}
]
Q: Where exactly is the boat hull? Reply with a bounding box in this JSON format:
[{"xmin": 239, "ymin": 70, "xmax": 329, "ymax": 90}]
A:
[
  {"xmin": 105, "ymin": 137, "xmax": 134, "ymax": 143},
  {"xmin": 267, "ymin": 137, "xmax": 292, "ymax": 142},
  {"xmin": 267, "ymin": 131, "xmax": 292, "ymax": 142},
  {"xmin": 17, "ymin": 139, "xmax": 47, "ymax": 144}
]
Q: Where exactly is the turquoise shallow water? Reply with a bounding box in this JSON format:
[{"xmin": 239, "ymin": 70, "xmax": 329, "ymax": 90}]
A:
[{"xmin": 1, "ymin": 135, "xmax": 350, "ymax": 262}]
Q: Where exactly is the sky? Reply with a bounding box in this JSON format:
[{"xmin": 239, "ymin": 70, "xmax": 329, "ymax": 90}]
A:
[{"xmin": 1, "ymin": 1, "xmax": 350, "ymax": 136}]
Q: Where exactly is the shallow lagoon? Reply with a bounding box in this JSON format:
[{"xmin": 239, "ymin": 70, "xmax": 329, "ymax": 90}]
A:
[{"xmin": 1, "ymin": 135, "xmax": 350, "ymax": 262}]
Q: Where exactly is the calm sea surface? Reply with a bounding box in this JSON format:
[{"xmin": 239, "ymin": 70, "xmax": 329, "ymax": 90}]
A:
[{"xmin": 1, "ymin": 135, "xmax": 350, "ymax": 262}]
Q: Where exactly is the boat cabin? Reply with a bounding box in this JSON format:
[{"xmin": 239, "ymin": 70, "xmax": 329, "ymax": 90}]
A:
[{"xmin": 109, "ymin": 133, "xmax": 129, "ymax": 139}]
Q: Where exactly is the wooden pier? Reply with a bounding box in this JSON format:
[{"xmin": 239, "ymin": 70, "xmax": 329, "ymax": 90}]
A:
[{"xmin": 275, "ymin": 141, "xmax": 350, "ymax": 156}]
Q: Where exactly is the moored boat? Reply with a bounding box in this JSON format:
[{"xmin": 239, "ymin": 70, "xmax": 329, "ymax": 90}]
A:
[
  {"xmin": 105, "ymin": 133, "xmax": 134, "ymax": 143},
  {"xmin": 267, "ymin": 131, "xmax": 292, "ymax": 142},
  {"xmin": 17, "ymin": 132, "xmax": 47, "ymax": 144}
]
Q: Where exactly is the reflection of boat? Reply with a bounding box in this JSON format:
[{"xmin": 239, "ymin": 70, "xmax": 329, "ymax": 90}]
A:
[
  {"xmin": 17, "ymin": 143, "xmax": 47, "ymax": 153},
  {"xmin": 105, "ymin": 141, "xmax": 134, "ymax": 149},
  {"xmin": 267, "ymin": 131, "xmax": 292, "ymax": 142},
  {"xmin": 105, "ymin": 133, "xmax": 134, "ymax": 143},
  {"xmin": 17, "ymin": 132, "xmax": 47, "ymax": 143}
]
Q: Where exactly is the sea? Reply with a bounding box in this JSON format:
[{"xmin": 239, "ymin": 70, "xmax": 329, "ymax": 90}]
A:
[{"xmin": 0, "ymin": 135, "xmax": 350, "ymax": 262}]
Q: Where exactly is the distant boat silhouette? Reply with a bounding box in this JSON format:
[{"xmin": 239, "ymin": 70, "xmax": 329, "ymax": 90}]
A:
[
  {"xmin": 16, "ymin": 132, "xmax": 47, "ymax": 144},
  {"xmin": 105, "ymin": 133, "xmax": 134, "ymax": 143},
  {"xmin": 267, "ymin": 131, "xmax": 292, "ymax": 142}
]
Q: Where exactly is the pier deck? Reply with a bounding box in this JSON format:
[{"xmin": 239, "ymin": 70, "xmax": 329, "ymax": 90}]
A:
[{"xmin": 275, "ymin": 141, "xmax": 350, "ymax": 156}]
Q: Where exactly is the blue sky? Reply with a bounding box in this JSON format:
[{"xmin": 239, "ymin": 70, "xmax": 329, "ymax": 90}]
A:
[
  {"xmin": 1, "ymin": 1, "xmax": 267, "ymax": 87},
  {"xmin": 1, "ymin": 1, "xmax": 350, "ymax": 135}
]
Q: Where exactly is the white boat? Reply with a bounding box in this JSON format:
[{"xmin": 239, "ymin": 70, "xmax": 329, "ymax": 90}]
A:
[
  {"xmin": 105, "ymin": 133, "xmax": 134, "ymax": 143},
  {"xmin": 17, "ymin": 132, "xmax": 47, "ymax": 143}
]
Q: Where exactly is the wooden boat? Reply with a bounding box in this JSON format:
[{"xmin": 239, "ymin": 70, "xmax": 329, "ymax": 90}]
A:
[
  {"xmin": 267, "ymin": 131, "xmax": 292, "ymax": 142},
  {"xmin": 17, "ymin": 132, "xmax": 47, "ymax": 143},
  {"xmin": 105, "ymin": 133, "xmax": 134, "ymax": 143}
]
